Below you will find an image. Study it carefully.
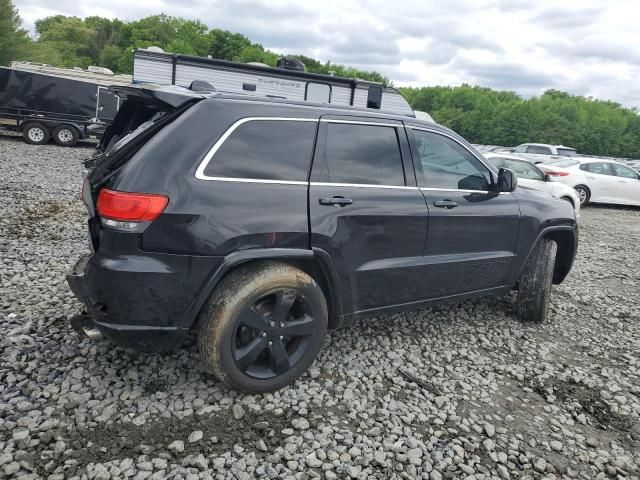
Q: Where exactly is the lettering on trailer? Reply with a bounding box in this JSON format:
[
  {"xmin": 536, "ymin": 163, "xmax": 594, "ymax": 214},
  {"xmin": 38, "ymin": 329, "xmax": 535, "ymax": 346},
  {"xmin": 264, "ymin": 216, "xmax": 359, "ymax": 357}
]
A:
[{"xmin": 257, "ymin": 78, "xmax": 303, "ymax": 89}]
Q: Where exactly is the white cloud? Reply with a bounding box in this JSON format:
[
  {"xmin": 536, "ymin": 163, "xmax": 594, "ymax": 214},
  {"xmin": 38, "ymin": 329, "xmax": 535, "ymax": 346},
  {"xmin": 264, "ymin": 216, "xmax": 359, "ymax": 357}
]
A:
[{"xmin": 14, "ymin": 0, "xmax": 640, "ymax": 108}]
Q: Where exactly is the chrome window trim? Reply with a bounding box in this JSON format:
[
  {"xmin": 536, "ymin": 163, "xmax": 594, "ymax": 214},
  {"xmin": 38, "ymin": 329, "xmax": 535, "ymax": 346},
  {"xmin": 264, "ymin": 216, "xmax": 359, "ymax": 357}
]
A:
[
  {"xmin": 195, "ymin": 117, "xmax": 318, "ymax": 181},
  {"xmin": 195, "ymin": 177, "xmax": 308, "ymax": 186},
  {"xmin": 420, "ymin": 187, "xmax": 511, "ymax": 195},
  {"xmin": 311, "ymin": 181, "xmax": 418, "ymax": 190},
  {"xmin": 320, "ymin": 119, "xmax": 401, "ymax": 127}
]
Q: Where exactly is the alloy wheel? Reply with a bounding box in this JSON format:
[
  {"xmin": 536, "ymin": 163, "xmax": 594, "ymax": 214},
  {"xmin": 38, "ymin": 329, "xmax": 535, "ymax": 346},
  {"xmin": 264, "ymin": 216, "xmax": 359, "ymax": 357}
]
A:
[{"xmin": 232, "ymin": 289, "xmax": 314, "ymax": 379}]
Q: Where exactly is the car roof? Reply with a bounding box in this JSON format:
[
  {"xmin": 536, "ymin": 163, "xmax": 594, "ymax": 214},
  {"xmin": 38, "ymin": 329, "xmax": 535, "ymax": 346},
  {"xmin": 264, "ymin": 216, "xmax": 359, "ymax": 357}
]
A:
[
  {"xmin": 484, "ymin": 152, "xmax": 530, "ymax": 162},
  {"xmin": 519, "ymin": 143, "xmax": 575, "ymax": 150}
]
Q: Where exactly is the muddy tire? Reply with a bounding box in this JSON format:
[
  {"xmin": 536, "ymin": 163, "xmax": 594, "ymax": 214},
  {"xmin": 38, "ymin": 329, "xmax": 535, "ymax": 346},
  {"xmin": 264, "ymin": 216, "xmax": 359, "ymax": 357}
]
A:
[
  {"xmin": 22, "ymin": 122, "xmax": 50, "ymax": 145},
  {"xmin": 515, "ymin": 238, "xmax": 557, "ymax": 323},
  {"xmin": 198, "ymin": 261, "xmax": 327, "ymax": 392},
  {"xmin": 53, "ymin": 125, "xmax": 79, "ymax": 147}
]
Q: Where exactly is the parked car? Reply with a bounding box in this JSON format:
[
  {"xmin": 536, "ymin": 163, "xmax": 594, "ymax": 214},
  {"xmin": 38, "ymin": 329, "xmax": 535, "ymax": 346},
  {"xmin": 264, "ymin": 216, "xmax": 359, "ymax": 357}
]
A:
[
  {"xmin": 538, "ymin": 158, "xmax": 640, "ymax": 207},
  {"xmin": 67, "ymin": 84, "xmax": 578, "ymax": 392},
  {"xmin": 485, "ymin": 153, "xmax": 580, "ymax": 215},
  {"xmin": 511, "ymin": 143, "xmax": 577, "ymax": 164}
]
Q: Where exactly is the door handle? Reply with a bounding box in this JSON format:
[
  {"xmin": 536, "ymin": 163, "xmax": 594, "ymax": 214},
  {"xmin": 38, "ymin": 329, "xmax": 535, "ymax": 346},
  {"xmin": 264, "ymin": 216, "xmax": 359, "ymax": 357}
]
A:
[
  {"xmin": 319, "ymin": 196, "xmax": 353, "ymax": 207},
  {"xmin": 434, "ymin": 199, "xmax": 458, "ymax": 209},
  {"xmin": 586, "ymin": 175, "xmax": 596, "ymax": 179}
]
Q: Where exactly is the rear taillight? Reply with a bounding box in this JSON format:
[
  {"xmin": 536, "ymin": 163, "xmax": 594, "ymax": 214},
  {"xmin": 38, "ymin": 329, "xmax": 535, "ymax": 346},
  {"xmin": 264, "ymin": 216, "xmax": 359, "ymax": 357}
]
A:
[
  {"xmin": 97, "ymin": 189, "xmax": 168, "ymax": 222},
  {"xmin": 544, "ymin": 171, "xmax": 570, "ymax": 177}
]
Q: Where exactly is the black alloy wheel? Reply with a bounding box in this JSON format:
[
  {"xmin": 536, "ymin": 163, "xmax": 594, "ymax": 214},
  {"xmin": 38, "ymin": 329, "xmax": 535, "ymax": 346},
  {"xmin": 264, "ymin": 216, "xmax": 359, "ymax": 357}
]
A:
[{"xmin": 232, "ymin": 289, "xmax": 314, "ymax": 378}]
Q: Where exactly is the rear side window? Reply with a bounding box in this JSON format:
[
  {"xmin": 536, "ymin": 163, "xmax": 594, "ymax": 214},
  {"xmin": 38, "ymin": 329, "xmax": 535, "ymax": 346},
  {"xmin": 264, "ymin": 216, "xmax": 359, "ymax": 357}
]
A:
[
  {"xmin": 203, "ymin": 119, "xmax": 317, "ymax": 181},
  {"xmin": 580, "ymin": 162, "xmax": 611, "ymax": 175},
  {"xmin": 320, "ymin": 123, "xmax": 405, "ymax": 185},
  {"xmin": 526, "ymin": 145, "xmax": 552, "ymax": 154}
]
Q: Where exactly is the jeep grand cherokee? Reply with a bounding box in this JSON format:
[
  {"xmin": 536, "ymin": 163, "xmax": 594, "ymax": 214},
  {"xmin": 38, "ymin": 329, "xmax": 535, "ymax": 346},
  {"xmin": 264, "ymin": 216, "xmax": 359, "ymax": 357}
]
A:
[{"xmin": 67, "ymin": 84, "xmax": 578, "ymax": 392}]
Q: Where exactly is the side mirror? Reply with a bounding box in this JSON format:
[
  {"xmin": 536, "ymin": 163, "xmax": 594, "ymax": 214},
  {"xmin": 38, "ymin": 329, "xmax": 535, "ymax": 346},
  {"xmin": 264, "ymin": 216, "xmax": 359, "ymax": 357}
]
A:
[
  {"xmin": 497, "ymin": 168, "xmax": 518, "ymax": 192},
  {"xmin": 544, "ymin": 174, "xmax": 551, "ymax": 182}
]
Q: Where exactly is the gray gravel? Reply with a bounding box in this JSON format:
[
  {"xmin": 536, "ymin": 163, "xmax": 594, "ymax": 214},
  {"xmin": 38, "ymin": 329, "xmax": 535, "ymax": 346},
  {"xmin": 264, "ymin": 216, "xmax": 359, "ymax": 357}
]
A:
[{"xmin": 1, "ymin": 135, "xmax": 639, "ymax": 480}]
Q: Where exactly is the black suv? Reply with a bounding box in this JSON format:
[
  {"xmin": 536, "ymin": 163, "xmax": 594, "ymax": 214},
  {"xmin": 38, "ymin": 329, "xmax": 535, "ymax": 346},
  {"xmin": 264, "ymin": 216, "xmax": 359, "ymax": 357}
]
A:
[{"xmin": 68, "ymin": 85, "xmax": 578, "ymax": 392}]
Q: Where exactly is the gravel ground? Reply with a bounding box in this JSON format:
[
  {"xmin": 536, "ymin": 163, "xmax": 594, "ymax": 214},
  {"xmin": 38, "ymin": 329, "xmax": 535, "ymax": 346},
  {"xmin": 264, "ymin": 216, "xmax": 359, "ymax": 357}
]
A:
[{"xmin": 1, "ymin": 136, "xmax": 639, "ymax": 480}]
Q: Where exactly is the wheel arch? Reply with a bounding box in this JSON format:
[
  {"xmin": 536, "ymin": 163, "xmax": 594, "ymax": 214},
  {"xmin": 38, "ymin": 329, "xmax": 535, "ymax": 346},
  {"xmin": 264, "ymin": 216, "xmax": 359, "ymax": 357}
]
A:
[
  {"xmin": 519, "ymin": 226, "xmax": 578, "ymax": 285},
  {"xmin": 190, "ymin": 248, "xmax": 344, "ymax": 331}
]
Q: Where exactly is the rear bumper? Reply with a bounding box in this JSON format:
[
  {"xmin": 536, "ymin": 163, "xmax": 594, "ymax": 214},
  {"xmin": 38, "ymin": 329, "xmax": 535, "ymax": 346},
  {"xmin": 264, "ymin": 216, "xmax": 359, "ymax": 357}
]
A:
[{"xmin": 66, "ymin": 251, "xmax": 222, "ymax": 352}]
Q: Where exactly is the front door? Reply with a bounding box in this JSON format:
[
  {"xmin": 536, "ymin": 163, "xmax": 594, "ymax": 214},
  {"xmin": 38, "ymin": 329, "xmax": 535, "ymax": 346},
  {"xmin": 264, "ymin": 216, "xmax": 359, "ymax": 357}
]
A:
[
  {"xmin": 580, "ymin": 162, "xmax": 618, "ymax": 202},
  {"xmin": 610, "ymin": 163, "xmax": 640, "ymax": 205},
  {"xmin": 309, "ymin": 117, "xmax": 429, "ymax": 313},
  {"xmin": 407, "ymin": 127, "xmax": 520, "ymax": 298}
]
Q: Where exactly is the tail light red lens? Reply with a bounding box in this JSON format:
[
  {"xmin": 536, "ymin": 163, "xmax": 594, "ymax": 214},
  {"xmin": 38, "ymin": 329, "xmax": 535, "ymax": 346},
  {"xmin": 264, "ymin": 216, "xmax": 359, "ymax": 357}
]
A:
[
  {"xmin": 545, "ymin": 171, "xmax": 570, "ymax": 177},
  {"xmin": 97, "ymin": 189, "xmax": 169, "ymax": 222}
]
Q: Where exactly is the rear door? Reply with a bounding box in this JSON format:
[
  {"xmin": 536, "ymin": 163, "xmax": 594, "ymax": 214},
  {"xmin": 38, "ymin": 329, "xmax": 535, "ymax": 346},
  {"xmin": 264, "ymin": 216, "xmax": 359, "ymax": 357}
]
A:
[
  {"xmin": 408, "ymin": 127, "xmax": 520, "ymax": 298},
  {"xmin": 309, "ymin": 117, "xmax": 429, "ymax": 313}
]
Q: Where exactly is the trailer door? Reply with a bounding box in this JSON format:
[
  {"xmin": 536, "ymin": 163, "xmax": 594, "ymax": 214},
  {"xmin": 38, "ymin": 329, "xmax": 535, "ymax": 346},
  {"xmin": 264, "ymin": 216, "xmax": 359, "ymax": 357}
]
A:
[{"xmin": 96, "ymin": 86, "xmax": 120, "ymax": 122}]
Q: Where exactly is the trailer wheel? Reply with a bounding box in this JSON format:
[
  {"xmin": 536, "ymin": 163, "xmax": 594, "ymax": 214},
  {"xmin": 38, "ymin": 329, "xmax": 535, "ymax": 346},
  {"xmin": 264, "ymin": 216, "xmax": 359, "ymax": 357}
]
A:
[
  {"xmin": 53, "ymin": 125, "xmax": 79, "ymax": 147},
  {"xmin": 23, "ymin": 122, "xmax": 50, "ymax": 145}
]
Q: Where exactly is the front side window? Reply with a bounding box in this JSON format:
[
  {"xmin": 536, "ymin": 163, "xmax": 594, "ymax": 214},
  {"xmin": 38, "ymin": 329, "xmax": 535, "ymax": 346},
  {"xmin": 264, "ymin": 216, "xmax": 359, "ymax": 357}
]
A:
[
  {"xmin": 581, "ymin": 162, "xmax": 611, "ymax": 175},
  {"xmin": 320, "ymin": 123, "xmax": 405, "ymax": 185},
  {"xmin": 203, "ymin": 119, "xmax": 317, "ymax": 181},
  {"xmin": 611, "ymin": 163, "xmax": 639, "ymax": 179},
  {"xmin": 412, "ymin": 130, "xmax": 491, "ymax": 191},
  {"xmin": 512, "ymin": 145, "xmax": 527, "ymax": 153}
]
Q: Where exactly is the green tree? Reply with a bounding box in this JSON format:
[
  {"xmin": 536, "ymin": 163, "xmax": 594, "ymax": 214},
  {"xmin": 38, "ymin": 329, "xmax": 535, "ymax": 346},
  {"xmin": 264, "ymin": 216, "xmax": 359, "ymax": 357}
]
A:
[
  {"xmin": 0, "ymin": 0, "xmax": 32, "ymax": 65},
  {"xmin": 207, "ymin": 29, "xmax": 251, "ymax": 60}
]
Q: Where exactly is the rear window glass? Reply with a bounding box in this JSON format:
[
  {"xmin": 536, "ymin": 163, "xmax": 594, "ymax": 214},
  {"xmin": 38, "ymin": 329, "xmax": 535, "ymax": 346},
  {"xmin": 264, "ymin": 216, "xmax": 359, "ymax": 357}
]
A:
[
  {"xmin": 580, "ymin": 162, "xmax": 610, "ymax": 175},
  {"xmin": 204, "ymin": 119, "xmax": 317, "ymax": 181},
  {"xmin": 545, "ymin": 158, "xmax": 579, "ymax": 167},
  {"xmin": 557, "ymin": 148, "xmax": 576, "ymax": 157},
  {"xmin": 320, "ymin": 123, "xmax": 405, "ymax": 185}
]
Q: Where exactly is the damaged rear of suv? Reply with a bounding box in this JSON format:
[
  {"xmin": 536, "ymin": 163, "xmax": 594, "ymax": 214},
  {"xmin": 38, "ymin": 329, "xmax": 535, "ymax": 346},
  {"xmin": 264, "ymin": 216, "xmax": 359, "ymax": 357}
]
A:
[{"xmin": 68, "ymin": 84, "xmax": 578, "ymax": 393}]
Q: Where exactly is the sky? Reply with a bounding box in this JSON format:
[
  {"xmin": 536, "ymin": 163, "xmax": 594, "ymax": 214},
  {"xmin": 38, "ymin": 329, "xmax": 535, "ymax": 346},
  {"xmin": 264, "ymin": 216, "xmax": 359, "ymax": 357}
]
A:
[{"xmin": 14, "ymin": 0, "xmax": 640, "ymax": 109}]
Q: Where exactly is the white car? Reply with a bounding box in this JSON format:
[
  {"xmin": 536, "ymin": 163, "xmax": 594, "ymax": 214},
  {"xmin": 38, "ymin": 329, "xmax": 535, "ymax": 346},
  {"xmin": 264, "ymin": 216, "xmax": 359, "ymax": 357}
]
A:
[
  {"xmin": 538, "ymin": 158, "xmax": 640, "ymax": 207},
  {"xmin": 510, "ymin": 143, "xmax": 577, "ymax": 164},
  {"xmin": 485, "ymin": 153, "xmax": 581, "ymax": 215}
]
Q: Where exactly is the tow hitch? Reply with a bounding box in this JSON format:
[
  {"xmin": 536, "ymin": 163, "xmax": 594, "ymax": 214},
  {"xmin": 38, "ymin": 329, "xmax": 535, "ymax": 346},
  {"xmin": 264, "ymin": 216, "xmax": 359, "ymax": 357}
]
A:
[{"xmin": 69, "ymin": 312, "xmax": 104, "ymax": 341}]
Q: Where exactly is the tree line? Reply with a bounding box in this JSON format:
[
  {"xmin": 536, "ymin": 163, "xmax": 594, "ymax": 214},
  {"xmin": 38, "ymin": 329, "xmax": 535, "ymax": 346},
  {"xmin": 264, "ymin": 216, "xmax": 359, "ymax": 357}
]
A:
[{"xmin": 1, "ymin": 0, "xmax": 639, "ymax": 158}]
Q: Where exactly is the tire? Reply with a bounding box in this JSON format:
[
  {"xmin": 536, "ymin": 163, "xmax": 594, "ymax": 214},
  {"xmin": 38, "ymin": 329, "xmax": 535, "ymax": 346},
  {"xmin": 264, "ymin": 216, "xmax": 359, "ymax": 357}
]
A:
[
  {"xmin": 198, "ymin": 261, "xmax": 328, "ymax": 392},
  {"xmin": 53, "ymin": 125, "xmax": 79, "ymax": 147},
  {"xmin": 515, "ymin": 238, "xmax": 558, "ymax": 323},
  {"xmin": 574, "ymin": 185, "xmax": 590, "ymax": 206},
  {"xmin": 22, "ymin": 122, "xmax": 50, "ymax": 145}
]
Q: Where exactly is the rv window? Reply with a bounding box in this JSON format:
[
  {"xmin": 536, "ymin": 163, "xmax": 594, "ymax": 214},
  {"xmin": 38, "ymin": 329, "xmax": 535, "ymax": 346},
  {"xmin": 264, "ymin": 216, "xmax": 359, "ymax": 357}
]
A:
[
  {"xmin": 367, "ymin": 86, "xmax": 383, "ymax": 109},
  {"xmin": 306, "ymin": 83, "xmax": 331, "ymax": 103},
  {"xmin": 204, "ymin": 119, "xmax": 317, "ymax": 181}
]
